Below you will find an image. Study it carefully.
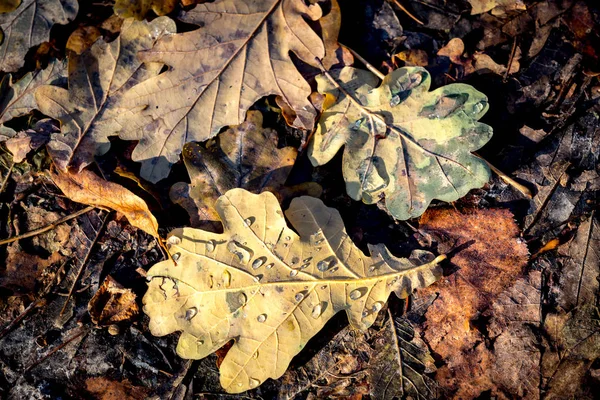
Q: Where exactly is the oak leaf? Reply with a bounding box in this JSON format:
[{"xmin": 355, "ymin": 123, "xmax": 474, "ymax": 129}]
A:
[
  {"xmin": 117, "ymin": 0, "xmax": 326, "ymax": 182},
  {"xmin": 170, "ymin": 110, "xmax": 320, "ymax": 230},
  {"xmin": 114, "ymin": 0, "xmax": 177, "ymax": 20},
  {"xmin": 0, "ymin": 0, "xmax": 78, "ymax": 72},
  {"xmin": 0, "ymin": 59, "xmax": 66, "ymax": 137},
  {"xmin": 143, "ymin": 188, "xmax": 443, "ymax": 393},
  {"xmin": 50, "ymin": 169, "xmax": 159, "ymax": 238},
  {"xmin": 308, "ymin": 67, "xmax": 493, "ymax": 220},
  {"xmin": 35, "ymin": 17, "xmax": 176, "ymax": 173}
]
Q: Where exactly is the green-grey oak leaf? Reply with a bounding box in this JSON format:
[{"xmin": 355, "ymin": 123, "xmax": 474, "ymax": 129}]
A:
[
  {"xmin": 308, "ymin": 66, "xmax": 493, "ymax": 220},
  {"xmin": 35, "ymin": 17, "xmax": 176, "ymax": 172},
  {"xmin": 116, "ymin": 0, "xmax": 325, "ymax": 183},
  {"xmin": 143, "ymin": 188, "xmax": 443, "ymax": 393},
  {"xmin": 0, "ymin": 0, "xmax": 78, "ymax": 72}
]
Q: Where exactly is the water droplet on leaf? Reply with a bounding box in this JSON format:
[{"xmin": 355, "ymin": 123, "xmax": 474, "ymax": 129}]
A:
[
  {"xmin": 185, "ymin": 307, "xmax": 197, "ymax": 321},
  {"xmin": 257, "ymin": 314, "xmax": 267, "ymax": 323},
  {"xmin": 205, "ymin": 240, "xmax": 216, "ymax": 253},
  {"xmin": 290, "ymin": 269, "xmax": 299, "ymax": 277},
  {"xmin": 172, "ymin": 252, "xmax": 181, "ymax": 262},
  {"xmin": 168, "ymin": 236, "xmax": 181, "ymax": 245},
  {"xmin": 222, "ymin": 270, "xmax": 231, "ymax": 288},
  {"xmin": 295, "ymin": 292, "xmax": 304, "ymax": 302},
  {"xmin": 311, "ymin": 303, "xmax": 323, "ymax": 318},
  {"xmin": 252, "ymin": 257, "xmax": 266, "ymax": 269},
  {"xmin": 349, "ymin": 288, "xmax": 365, "ymax": 300}
]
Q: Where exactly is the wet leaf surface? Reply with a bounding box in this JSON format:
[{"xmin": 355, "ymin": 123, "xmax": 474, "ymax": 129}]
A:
[{"xmin": 143, "ymin": 188, "xmax": 443, "ymax": 392}]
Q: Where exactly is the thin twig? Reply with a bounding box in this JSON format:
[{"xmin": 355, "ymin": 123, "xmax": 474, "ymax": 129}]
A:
[
  {"xmin": 24, "ymin": 328, "xmax": 88, "ymax": 373},
  {"xmin": 0, "ymin": 298, "xmax": 45, "ymax": 340},
  {"xmin": 389, "ymin": 0, "xmax": 425, "ymax": 25},
  {"xmin": 0, "ymin": 162, "xmax": 14, "ymax": 195},
  {"xmin": 339, "ymin": 43, "xmax": 385, "ymax": 80},
  {"xmin": 0, "ymin": 206, "xmax": 95, "ymax": 245},
  {"xmin": 473, "ymin": 153, "xmax": 533, "ymax": 199},
  {"xmin": 504, "ymin": 37, "xmax": 518, "ymax": 82},
  {"xmin": 60, "ymin": 212, "xmax": 110, "ymax": 315}
]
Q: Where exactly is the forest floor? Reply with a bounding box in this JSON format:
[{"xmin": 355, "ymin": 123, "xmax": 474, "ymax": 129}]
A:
[{"xmin": 0, "ymin": 0, "xmax": 599, "ymax": 399}]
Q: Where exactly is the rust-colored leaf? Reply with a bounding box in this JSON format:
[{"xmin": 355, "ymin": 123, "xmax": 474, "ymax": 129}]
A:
[{"xmin": 50, "ymin": 169, "xmax": 159, "ymax": 238}]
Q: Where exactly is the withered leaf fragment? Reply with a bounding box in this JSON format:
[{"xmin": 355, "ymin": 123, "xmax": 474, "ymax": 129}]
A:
[
  {"xmin": 118, "ymin": 0, "xmax": 326, "ymax": 182},
  {"xmin": 309, "ymin": 67, "xmax": 493, "ymax": 220},
  {"xmin": 50, "ymin": 169, "xmax": 159, "ymax": 238},
  {"xmin": 35, "ymin": 17, "xmax": 176, "ymax": 173},
  {"xmin": 143, "ymin": 188, "xmax": 443, "ymax": 393},
  {"xmin": 368, "ymin": 316, "xmax": 437, "ymax": 399},
  {"xmin": 114, "ymin": 0, "xmax": 177, "ymax": 20},
  {"xmin": 88, "ymin": 276, "xmax": 139, "ymax": 326},
  {"xmin": 0, "ymin": 0, "xmax": 78, "ymax": 72},
  {"xmin": 556, "ymin": 214, "xmax": 599, "ymax": 311}
]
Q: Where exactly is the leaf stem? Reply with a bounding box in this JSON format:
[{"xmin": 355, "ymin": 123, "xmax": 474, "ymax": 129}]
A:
[
  {"xmin": 473, "ymin": 153, "xmax": 532, "ymax": 199},
  {"xmin": 339, "ymin": 43, "xmax": 385, "ymax": 80}
]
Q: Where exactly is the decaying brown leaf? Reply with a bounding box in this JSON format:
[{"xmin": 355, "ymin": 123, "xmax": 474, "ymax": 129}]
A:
[
  {"xmin": 114, "ymin": 0, "xmax": 177, "ymax": 20},
  {"xmin": 437, "ymin": 38, "xmax": 521, "ymax": 77},
  {"xmin": 467, "ymin": 0, "xmax": 526, "ymax": 16},
  {"xmin": 50, "ymin": 169, "xmax": 159, "ymax": 239},
  {"xmin": 117, "ymin": 0, "xmax": 326, "ymax": 182},
  {"xmin": 85, "ymin": 377, "xmax": 148, "ymax": 400},
  {"xmin": 88, "ymin": 276, "xmax": 139, "ymax": 326},
  {"xmin": 0, "ymin": 59, "xmax": 66, "ymax": 137},
  {"xmin": 143, "ymin": 188, "xmax": 443, "ymax": 393},
  {"xmin": 3, "ymin": 119, "xmax": 54, "ymax": 162},
  {"xmin": 0, "ymin": 0, "xmax": 78, "ymax": 72},
  {"xmin": 36, "ymin": 17, "xmax": 176, "ymax": 173},
  {"xmin": 416, "ymin": 207, "xmax": 529, "ymax": 398},
  {"xmin": 170, "ymin": 110, "xmax": 320, "ymax": 230},
  {"xmin": 368, "ymin": 315, "xmax": 438, "ymax": 399},
  {"xmin": 555, "ymin": 214, "xmax": 599, "ymax": 310}
]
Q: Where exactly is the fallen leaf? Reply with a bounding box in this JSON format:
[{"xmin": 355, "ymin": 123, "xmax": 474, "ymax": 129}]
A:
[
  {"xmin": 468, "ymin": 0, "xmax": 526, "ymax": 16},
  {"xmin": 35, "ymin": 17, "xmax": 176, "ymax": 173},
  {"xmin": 437, "ymin": 38, "xmax": 521, "ymax": 77},
  {"xmin": 88, "ymin": 276, "xmax": 139, "ymax": 326},
  {"xmin": 143, "ymin": 188, "xmax": 443, "ymax": 393},
  {"xmin": 555, "ymin": 213, "xmax": 599, "ymax": 311},
  {"xmin": 416, "ymin": 207, "xmax": 529, "ymax": 398},
  {"xmin": 0, "ymin": 0, "xmax": 20, "ymax": 14},
  {"xmin": 117, "ymin": 0, "xmax": 325, "ymax": 182},
  {"xmin": 1, "ymin": 243, "xmax": 63, "ymax": 292},
  {"xmin": 484, "ymin": 271, "xmax": 542, "ymax": 399},
  {"xmin": 114, "ymin": 0, "xmax": 177, "ymax": 20},
  {"xmin": 3, "ymin": 119, "xmax": 55, "ymax": 162},
  {"xmin": 170, "ymin": 110, "xmax": 318, "ymax": 230},
  {"xmin": 65, "ymin": 26, "xmax": 102, "ymax": 55},
  {"xmin": 0, "ymin": 0, "xmax": 78, "ymax": 72},
  {"xmin": 368, "ymin": 315, "xmax": 438, "ymax": 399},
  {"xmin": 0, "ymin": 59, "xmax": 66, "ymax": 134},
  {"xmin": 50, "ymin": 169, "xmax": 159, "ymax": 238},
  {"xmin": 279, "ymin": 324, "xmax": 371, "ymax": 399},
  {"xmin": 85, "ymin": 377, "xmax": 148, "ymax": 400},
  {"xmin": 308, "ymin": 66, "xmax": 493, "ymax": 220},
  {"xmin": 542, "ymin": 305, "xmax": 600, "ymax": 398}
]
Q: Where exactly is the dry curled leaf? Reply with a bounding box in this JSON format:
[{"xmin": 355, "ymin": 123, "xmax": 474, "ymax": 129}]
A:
[
  {"xmin": 117, "ymin": 0, "xmax": 326, "ymax": 182},
  {"xmin": 50, "ymin": 169, "xmax": 159, "ymax": 238},
  {"xmin": 0, "ymin": 0, "xmax": 78, "ymax": 72},
  {"xmin": 88, "ymin": 276, "xmax": 139, "ymax": 326},
  {"xmin": 308, "ymin": 67, "xmax": 493, "ymax": 220},
  {"xmin": 35, "ymin": 17, "xmax": 176, "ymax": 173},
  {"xmin": 143, "ymin": 188, "xmax": 443, "ymax": 393},
  {"xmin": 170, "ymin": 110, "xmax": 320, "ymax": 230},
  {"xmin": 114, "ymin": 0, "xmax": 177, "ymax": 19}
]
